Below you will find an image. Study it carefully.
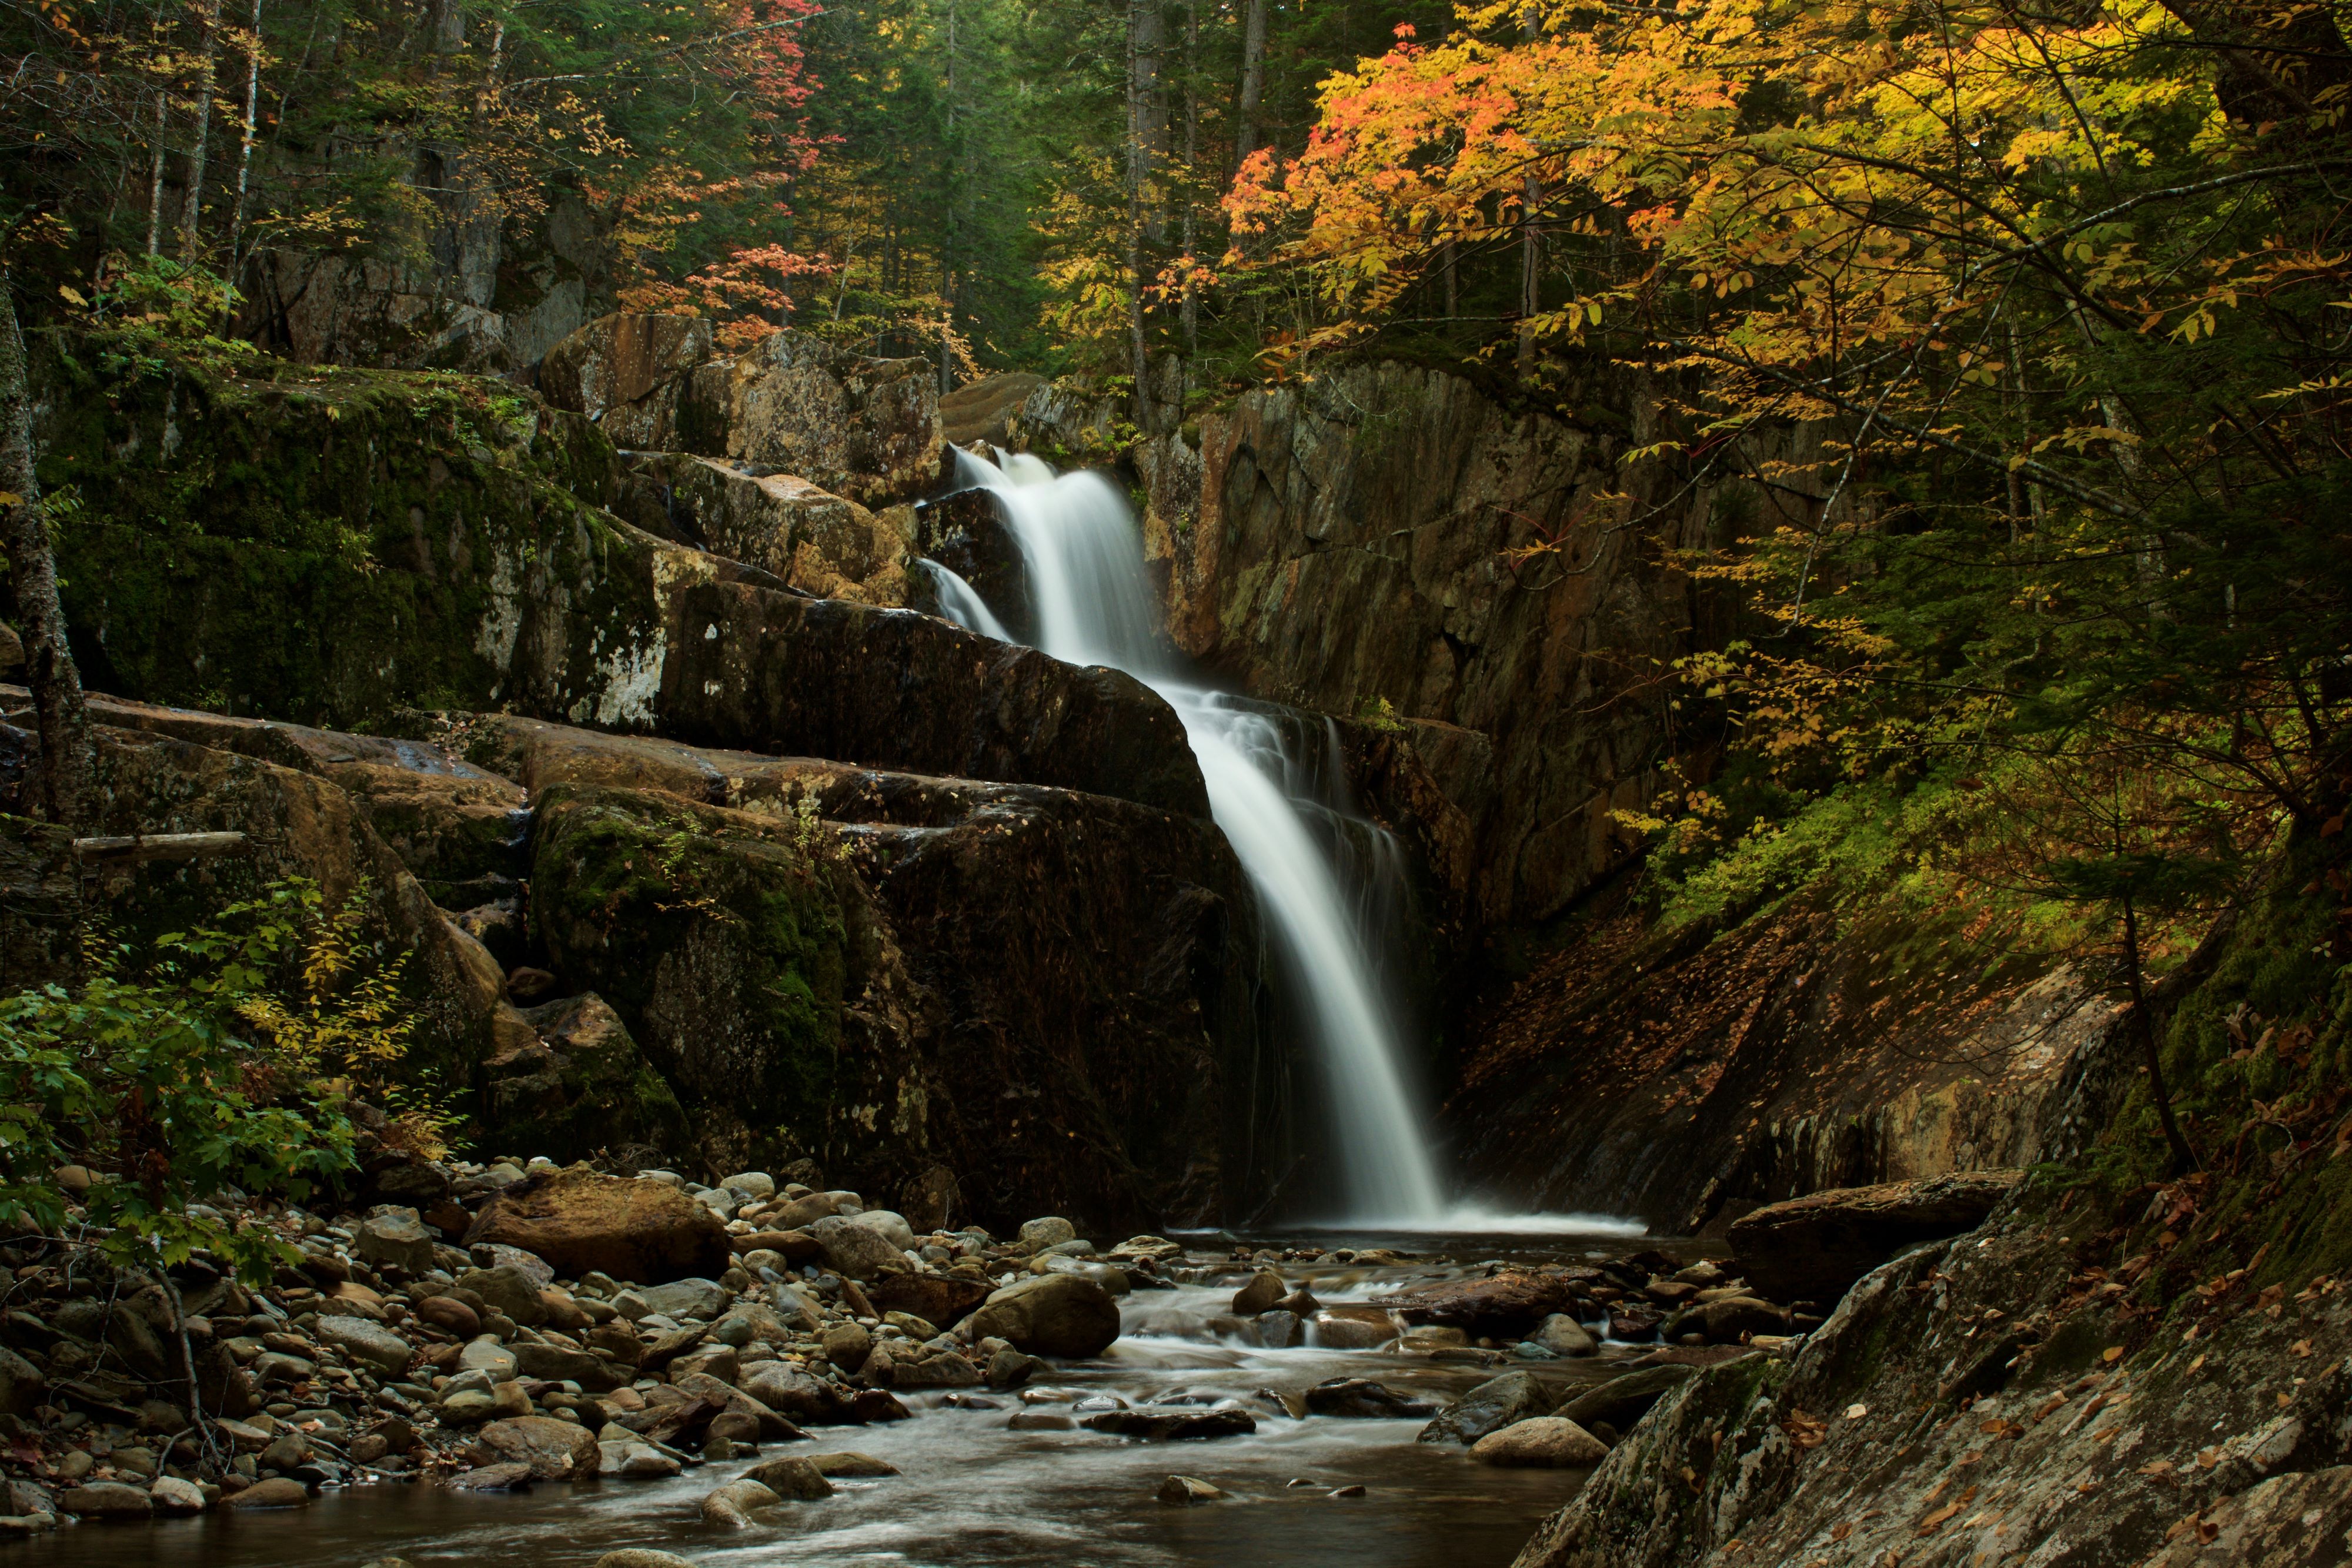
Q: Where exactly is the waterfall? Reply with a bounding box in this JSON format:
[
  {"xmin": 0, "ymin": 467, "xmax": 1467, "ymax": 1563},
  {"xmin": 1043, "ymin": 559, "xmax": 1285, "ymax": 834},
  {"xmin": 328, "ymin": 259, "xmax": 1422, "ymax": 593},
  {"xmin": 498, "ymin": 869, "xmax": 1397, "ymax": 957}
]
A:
[
  {"xmin": 918, "ymin": 559, "xmax": 1013, "ymax": 642},
  {"xmin": 940, "ymin": 449, "xmax": 1446, "ymax": 1223}
]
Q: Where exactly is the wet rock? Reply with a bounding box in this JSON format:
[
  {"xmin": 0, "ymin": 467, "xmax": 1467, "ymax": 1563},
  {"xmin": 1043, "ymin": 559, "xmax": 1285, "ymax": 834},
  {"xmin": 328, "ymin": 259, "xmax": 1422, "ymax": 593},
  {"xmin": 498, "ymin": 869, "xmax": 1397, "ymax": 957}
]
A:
[
  {"xmin": 1469, "ymin": 1416, "xmax": 1609, "ymax": 1467},
  {"xmin": 148, "ymin": 1476, "xmax": 207, "ymax": 1514},
  {"xmin": 467, "ymin": 1166, "xmax": 733, "ymax": 1286},
  {"xmin": 1417, "ymin": 1370, "xmax": 1555, "ymax": 1445},
  {"xmin": 672, "ymin": 1345, "xmax": 740, "ymax": 1385},
  {"xmin": 355, "ymin": 1209, "xmax": 439, "ymax": 1274},
  {"xmin": 1532, "ymin": 1313, "xmax": 1598, "ymax": 1357},
  {"xmin": 1007, "ymin": 1411, "xmax": 1075, "ymax": 1431},
  {"xmin": 891, "ymin": 1351, "xmax": 982, "ymax": 1390},
  {"xmin": 626, "ymin": 456, "xmax": 914, "ymax": 606},
  {"xmin": 844, "ymin": 1389, "xmax": 912, "ymax": 1423},
  {"xmin": 1273, "ymin": 1286, "xmax": 1321, "ymax": 1316},
  {"xmin": 1607, "ymin": 1303, "xmax": 1663, "ymax": 1342},
  {"xmin": 0, "ymin": 1346, "xmax": 43, "ymax": 1415},
  {"xmin": 445, "ymin": 1463, "xmax": 534, "ymax": 1492},
  {"xmin": 1230, "ymin": 1270, "xmax": 1285, "ymax": 1315},
  {"xmin": 59, "ymin": 1482, "xmax": 152, "ymax": 1520},
  {"xmin": 225, "ymin": 1476, "xmax": 312, "ymax": 1508},
  {"xmin": 700, "ymin": 1477, "xmax": 780, "ymax": 1527},
  {"xmin": 742, "ymin": 1362, "xmax": 848, "ymax": 1424},
  {"xmin": 866, "ymin": 1273, "xmax": 990, "ymax": 1328},
  {"xmin": 673, "ymin": 1371, "xmax": 803, "ymax": 1440},
  {"xmin": 987, "ymin": 1348, "xmax": 1047, "ymax": 1389},
  {"xmin": 596, "ymin": 1553, "xmax": 701, "ymax": 1568},
  {"xmin": 1726, "ymin": 1171, "xmax": 2023, "ymax": 1303},
  {"xmin": 600, "ymin": 1440, "xmax": 684, "ymax": 1478},
  {"xmin": 820, "ymin": 1323, "xmax": 873, "ymax": 1369},
  {"xmin": 1257, "ymin": 1309, "xmax": 1304, "ymax": 1348},
  {"xmin": 513, "ymin": 1340, "xmax": 629, "ymax": 1392},
  {"xmin": 806, "ymin": 1452, "xmax": 898, "ymax": 1477},
  {"xmin": 1158, "ymin": 1475, "xmax": 1228, "ymax": 1505},
  {"xmin": 457, "ymin": 1340, "xmax": 521, "ymax": 1380},
  {"xmin": 316, "ymin": 1315, "xmax": 414, "ymax": 1378},
  {"xmin": 1312, "ymin": 1308, "xmax": 1396, "ymax": 1350},
  {"xmin": 472, "ymin": 1416, "xmax": 602, "ymax": 1479},
  {"xmin": 1551, "ymin": 1365, "xmax": 1696, "ymax": 1433},
  {"xmin": 967, "ymin": 1274, "xmax": 1122, "ymax": 1359},
  {"xmin": 741, "ymin": 1455, "xmax": 836, "ymax": 1499},
  {"xmin": 808, "ymin": 1216, "xmax": 908, "ymax": 1282},
  {"xmin": 1374, "ymin": 1272, "xmax": 1580, "ymax": 1339},
  {"xmin": 1083, "ymin": 1409, "xmax": 1256, "ymax": 1440},
  {"xmin": 1304, "ymin": 1378, "xmax": 1438, "ymax": 1419},
  {"xmin": 416, "ymin": 1295, "xmax": 482, "ymax": 1337}
]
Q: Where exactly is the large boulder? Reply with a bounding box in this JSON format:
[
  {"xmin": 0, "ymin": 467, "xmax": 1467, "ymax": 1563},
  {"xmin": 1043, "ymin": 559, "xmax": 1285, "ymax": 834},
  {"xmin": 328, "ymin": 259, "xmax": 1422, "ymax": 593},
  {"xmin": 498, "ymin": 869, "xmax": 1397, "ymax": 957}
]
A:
[
  {"xmin": 622, "ymin": 455, "xmax": 914, "ymax": 607},
  {"xmin": 1373, "ymin": 1271, "xmax": 1582, "ymax": 1340},
  {"xmin": 1469, "ymin": 1416, "xmax": 1609, "ymax": 1467},
  {"xmin": 540, "ymin": 313, "xmax": 715, "ymax": 452},
  {"xmin": 1418, "ymin": 1370, "xmax": 1554, "ymax": 1445},
  {"xmin": 315, "ymin": 1316, "xmax": 413, "ymax": 1378},
  {"xmin": 940, "ymin": 371, "xmax": 1045, "ymax": 448},
  {"xmin": 1552, "ymin": 1365, "xmax": 1696, "ymax": 1433},
  {"xmin": 466, "ymin": 1166, "xmax": 731, "ymax": 1286},
  {"xmin": 1727, "ymin": 1171, "xmax": 2023, "ymax": 1303},
  {"xmin": 965, "ymin": 1274, "xmax": 1121, "ymax": 1359},
  {"xmin": 490, "ymin": 994, "xmax": 688, "ymax": 1166},
  {"xmin": 865, "ymin": 1273, "xmax": 990, "ymax": 1328},
  {"xmin": 681, "ymin": 329, "xmax": 943, "ymax": 507},
  {"xmin": 470, "ymin": 1416, "xmax": 601, "ymax": 1479}
]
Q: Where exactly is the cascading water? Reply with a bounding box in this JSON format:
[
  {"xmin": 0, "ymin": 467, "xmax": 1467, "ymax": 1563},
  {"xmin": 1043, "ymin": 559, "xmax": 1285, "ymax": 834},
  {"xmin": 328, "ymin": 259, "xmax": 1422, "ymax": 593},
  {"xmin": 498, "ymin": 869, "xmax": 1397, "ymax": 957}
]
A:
[{"xmin": 941, "ymin": 449, "xmax": 1448, "ymax": 1223}]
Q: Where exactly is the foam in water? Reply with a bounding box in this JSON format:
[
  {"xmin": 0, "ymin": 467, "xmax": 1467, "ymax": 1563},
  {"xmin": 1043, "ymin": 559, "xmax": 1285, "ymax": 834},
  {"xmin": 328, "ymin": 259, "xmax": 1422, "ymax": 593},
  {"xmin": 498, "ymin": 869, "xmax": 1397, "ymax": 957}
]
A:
[
  {"xmin": 930, "ymin": 449, "xmax": 1625, "ymax": 1231},
  {"xmin": 918, "ymin": 559, "xmax": 1013, "ymax": 641}
]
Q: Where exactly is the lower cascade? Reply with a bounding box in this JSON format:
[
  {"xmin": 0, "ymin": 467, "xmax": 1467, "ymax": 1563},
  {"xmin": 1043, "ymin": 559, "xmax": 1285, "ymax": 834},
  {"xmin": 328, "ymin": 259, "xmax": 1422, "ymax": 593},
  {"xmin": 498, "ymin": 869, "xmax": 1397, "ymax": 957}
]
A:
[{"xmin": 938, "ymin": 450, "xmax": 1439, "ymax": 1225}]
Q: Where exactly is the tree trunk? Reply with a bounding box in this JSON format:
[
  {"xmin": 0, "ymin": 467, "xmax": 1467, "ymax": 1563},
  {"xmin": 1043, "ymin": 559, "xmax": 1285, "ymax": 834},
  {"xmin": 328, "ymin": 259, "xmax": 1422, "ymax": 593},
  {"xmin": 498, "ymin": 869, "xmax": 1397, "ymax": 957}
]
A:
[
  {"xmin": 144, "ymin": 67, "xmax": 171, "ymax": 257},
  {"xmin": 2120, "ymin": 893, "xmax": 2200, "ymax": 1175},
  {"xmin": 1232, "ymin": 0, "xmax": 1267, "ymax": 174},
  {"xmin": 178, "ymin": 0, "xmax": 225, "ymax": 263},
  {"xmin": 1180, "ymin": 0, "xmax": 1199, "ymax": 354},
  {"xmin": 1515, "ymin": 8, "xmax": 1541, "ymax": 379},
  {"xmin": 1443, "ymin": 235, "xmax": 1458, "ymax": 320},
  {"xmin": 1126, "ymin": 0, "xmax": 1152, "ymax": 426},
  {"xmin": 220, "ymin": 0, "xmax": 265, "ymax": 329},
  {"xmin": 0, "ymin": 270, "xmax": 94, "ymax": 825}
]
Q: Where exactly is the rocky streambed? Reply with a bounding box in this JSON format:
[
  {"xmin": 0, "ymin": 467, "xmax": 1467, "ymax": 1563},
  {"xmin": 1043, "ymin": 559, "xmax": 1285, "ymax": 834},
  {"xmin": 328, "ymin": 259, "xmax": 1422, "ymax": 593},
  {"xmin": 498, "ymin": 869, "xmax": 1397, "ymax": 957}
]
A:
[{"xmin": 0, "ymin": 1154, "xmax": 1861, "ymax": 1568}]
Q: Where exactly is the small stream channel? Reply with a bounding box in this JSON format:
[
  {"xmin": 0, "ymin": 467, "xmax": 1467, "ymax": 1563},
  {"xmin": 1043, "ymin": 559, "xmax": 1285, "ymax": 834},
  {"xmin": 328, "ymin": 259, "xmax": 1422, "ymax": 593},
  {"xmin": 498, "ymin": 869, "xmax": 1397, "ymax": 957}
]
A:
[{"xmin": 13, "ymin": 1229, "xmax": 1698, "ymax": 1568}]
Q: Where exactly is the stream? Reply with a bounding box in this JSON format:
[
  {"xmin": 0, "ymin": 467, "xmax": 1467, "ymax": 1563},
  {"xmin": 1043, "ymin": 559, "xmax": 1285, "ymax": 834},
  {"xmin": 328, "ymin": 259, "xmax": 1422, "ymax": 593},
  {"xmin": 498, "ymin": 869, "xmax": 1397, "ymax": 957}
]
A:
[{"xmin": 15, "ymin": 1229, "xmax": 1691, "ymax": 1568}]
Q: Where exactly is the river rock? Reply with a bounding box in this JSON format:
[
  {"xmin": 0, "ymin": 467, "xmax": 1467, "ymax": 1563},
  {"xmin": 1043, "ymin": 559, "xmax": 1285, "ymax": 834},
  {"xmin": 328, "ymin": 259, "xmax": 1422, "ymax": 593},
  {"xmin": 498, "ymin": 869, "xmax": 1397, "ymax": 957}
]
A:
[
  {"xmin": 355, "ymin": 1209, "xmax": 439, "ymax": 1274},
  {"xmin": 640, "ymin": 1277, "xmax": 731, "ymax": 1321},
  {"xmin": 225, "ymin": 1476, "xmax": 311, "ymax": 1508},
  {"xmin": 1374, "ymin": 1272, "xmax": 1579, "ymax": 1339},
  {"xmin": 1418, "ymin": 1370, "xmax": 1554, "ymax": 1445},
  {"xmin": 1727, "ymin": 1171, "xmax": 2023, "ymax": 1303},
  {"xmin": 1230, "ymin": 1270, "xmax": 1285, "ymax": 1315},
  {"xmin": 1007, "ymin": 1410, "xmax": 1075, "ymax": 1431},
  {"xmin": 742, "ymin": 1456, "xmax": 836, "ymax": 1499},
  {"xmin": 742, "ymin": 1362, "xmax": 847, "ymax": 1423},
  {"xmin": 701, "ymin": 1478, "xmax": 779, "ymax": 1526},
  {"xmin": 850, "ymin": 1209, "xmax": 917, "ymax": 1251},
  {"xmin": 866, "ymin": 1272, "xmax": 991, "ymax": 1327},
  {"xmin": 1257, "ymin": 1309, "xmax": 1304, "ymax": 1348},
  {"xmin": 59, "ymin": 1482, "xmax": 152, "ymax": 1520},
  {"xmin": 456, "ymin": 1263, "xmax": 550, "ymax": 1326},
  {"xmin": 148, "ymin": 1476, "xmax": 206, "ymax": 1515},
  {"xmin": 416, "ymin": 1295, "xmax": 482, "ymax": 1337},
  {"xmin": 1552, "ymin": 1365, "xmax": 1696, "ymax": 1433},
  {"xmin": 1313, "ymin": 1309, "xmax": 1396, "ymax": 1350},
  {"xmin": 596, "ymin": 1553, "xmax": 701, "ymax": 1568},
  {"xmin": 316, "ymin": 1315, "xmax": 414, "ymax": 1377},
  {"xmin": 807, "ymin": 1452, "xmax": 898, "ymax": 1477},
  {"xmin": 1531, "ymin": 1313, "xmax": 1598, "ymax": 1357},
  {"xmin": 466, "ymin": 1166, "xmax": 734, "ymax": 1286},
  {"xmin": 988, "ymin": 1348, "xmax": 1047, "ymax": 1388},
  {"xmin": 1469, "ymin": 1416, "xmax": 1610, "ymax": 1467},
  {"xmin": 600, "ymin": 1440, "xmax": 684, "ymax": 1479},
  {"xmin": 1083, "ymin": 1409, "xmax": 1255, "ymax": 1440},
  {"xmin": 458, "ymin": 1340, "xmax": 521, "ymax": 1380},
  {"xmin": 1018, "ymin": 1216, "xmax": 1078, "ymax": 1252},
  {"xmin": 0, "ymin": 1346, "xmax": 43, "ymax": 1416},
  {"xmin": 1158, "ymin": 1475, "xmax": 1229, "ymax": 1504},
  {"xmin": 673, "ymin": 1371, "xmax": 801, "ymax": 1440},
  {"xmin": 966, "ymin": 1274, "xmax": 1121, "ymax": 1358},
  {"xmin": 820, "ymin": 1323, "xmax": 873, "ymax": 1368},
  {"xmin": 808, "ymin": 1215, "xmax": 907, "ymax": 1282},
  {"xmin": 446, "ymin": 1463, "xmax": 534, "ymax": 1492},
  {"xmin": 892, "ymin": 1351, "xmax": 983, "ymax": 1389},
  {"xmin": 1685, "ymin": 1296, "xmax": 1789, "ymax": 1343},
  {"xmin": 513, "ymin": 1340, "xmax": 630, "ymax": 1392},
  {"xmin": 472, "ymin": 1416, "xmax": 602, "ymax": 1479},
  {"xmin": 1304, "ymin": 1378, "xmax": 1438, "ymax": 1419}
]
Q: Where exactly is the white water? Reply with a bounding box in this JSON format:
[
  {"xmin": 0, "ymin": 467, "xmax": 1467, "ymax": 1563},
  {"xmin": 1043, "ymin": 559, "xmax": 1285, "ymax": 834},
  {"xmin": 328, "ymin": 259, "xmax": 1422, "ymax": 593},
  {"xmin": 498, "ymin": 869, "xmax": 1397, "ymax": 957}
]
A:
[
  {"xmin": 941, "ymin": 449, "xmax": 1451, "ymax": 1223},
  {"xmin": 919, "ymin": 559, "xmax": 1014, "ymax": 642}
]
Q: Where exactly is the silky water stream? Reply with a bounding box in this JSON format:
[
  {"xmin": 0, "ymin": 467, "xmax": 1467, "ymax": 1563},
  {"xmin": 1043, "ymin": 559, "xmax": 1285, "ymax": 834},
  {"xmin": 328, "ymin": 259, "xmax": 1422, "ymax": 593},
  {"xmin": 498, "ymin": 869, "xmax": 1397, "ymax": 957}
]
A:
[{"xmin": 21, "ymin": 1235, "xmax": 1695, "ymax": 1568}]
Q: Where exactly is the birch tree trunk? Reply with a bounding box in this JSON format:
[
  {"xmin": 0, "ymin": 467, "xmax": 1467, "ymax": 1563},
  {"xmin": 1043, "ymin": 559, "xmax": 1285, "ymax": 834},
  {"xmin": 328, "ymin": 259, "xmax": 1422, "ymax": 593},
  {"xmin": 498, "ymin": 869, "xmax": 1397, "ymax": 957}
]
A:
[
  {"xmin": 220, "ymin": 0, "xmax": 266, "ymax": 327},
  {"xmin": 0, "ymin": 271, "xmax": 93, "ymax": 825},
  {"xmin": 178, "ymin": 0, "xmax": 226, "ymax": 263},
  {"xmin": 1232, "ymin": 0, "xmax": 1267, "ymax": 175}
]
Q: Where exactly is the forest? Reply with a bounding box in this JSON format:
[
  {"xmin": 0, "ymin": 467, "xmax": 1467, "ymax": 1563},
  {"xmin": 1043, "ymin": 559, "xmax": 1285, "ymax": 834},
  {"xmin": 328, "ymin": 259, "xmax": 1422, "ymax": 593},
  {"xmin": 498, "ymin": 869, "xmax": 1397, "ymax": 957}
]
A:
[{"xmin": 2, "ymin": 2, "xmax": 2352, "ymax": 1564}]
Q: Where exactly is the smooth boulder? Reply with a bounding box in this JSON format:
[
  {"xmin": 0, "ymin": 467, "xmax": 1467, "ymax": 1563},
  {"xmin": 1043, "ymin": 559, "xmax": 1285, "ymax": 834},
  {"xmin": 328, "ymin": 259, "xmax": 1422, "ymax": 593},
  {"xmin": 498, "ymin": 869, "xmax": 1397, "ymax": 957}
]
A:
[
  {"xmin": 965, "ymin": 1273, "xmax": 1121, "ymax": 1358},
  {"xmin": 807, "ymin": 1215, "xmax": 907, "ymax": 1282},
  {"xmin": 1418, "ymin": 1370, "xmax": 1555, "ymax": 1445},
  {"xmin": 1469, "ymin": 1416, "xmax": 1609, "ymax": 1467},
  {"xmin": 466, "ymin": 1166, "xmax": 733, "ymax": 1286},
  {"xmin": 471, "ymin": 1416, "xmax": 602, "ymax": 1479}
]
